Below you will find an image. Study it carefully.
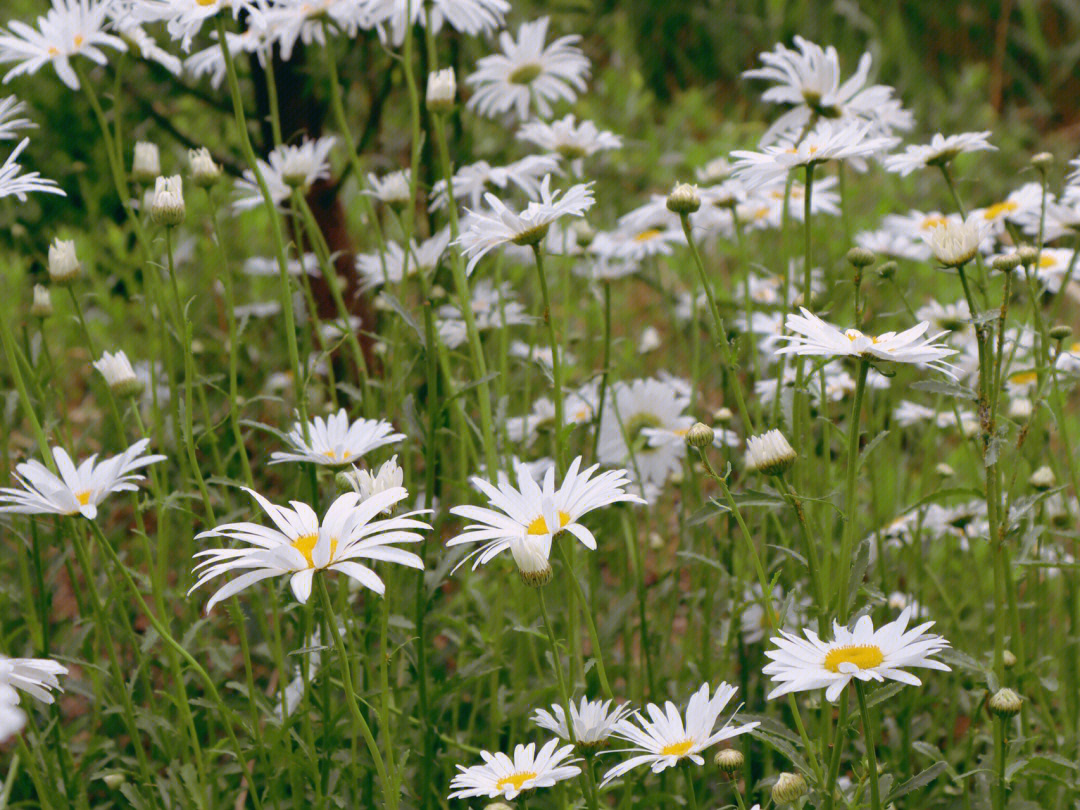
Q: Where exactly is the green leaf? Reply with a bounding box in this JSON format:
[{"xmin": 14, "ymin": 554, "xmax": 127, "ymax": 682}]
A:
[{"xmin": 885, "ymin": 761, "xmax": 948, "ymax": 803}]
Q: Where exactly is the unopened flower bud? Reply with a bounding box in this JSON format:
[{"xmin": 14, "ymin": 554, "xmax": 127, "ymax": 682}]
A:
[
  {"xmin": 877, "ymin": 260, "xmax": 897, "ymax": 280},
  {"xmin": 1017, "ymin": 244, "xmax": 1039, "ymax": 266},
  {"xmin": 713, "ymin": 407, "xmax": 733, "ymax": 424},
  {"xmin": 992, "ymin": 253, "xmax": 1022, "ymax": 272},
  {"xmin": 935, "ymin": 462, "xmax": 954, "ymax": 478},
  {"xmin": 93, "ymin": 350, "xmax": 144, "ymax": 398},
  {"xmin": 151, "ymin": 175, "xmax": 185, "ymax": 226},
  {"xmin": 846, "ymin": 246, "xmax": 875, "ymax": 267},
  {"xmin": 744, "ymin": 429, "xmax": 797, "ymax": 476},
  {"xmin": 714, "ymin": 748, "xmax": 744, "ymax": 774},
  {"xmin": 426, "ymin": 68, "xmax": 456, "ymax": 113},
  {"xmin": 772, "ymin": 772, "xmax": 808, "ymax": 804},
  {"xmin": 30, "ymin": 284, "xmax": 52, "ymax": 318},
  {"xmin": 666, "ymin": 182, "xmax": 701, "ymax": 215},
  {"xmin": 1029, "ymin": 465, "xmax": 1055, "ymax": 490},
  {"xmin": 132, "ymin": 141, "xmax": 160, "ymax": 183},
  {"xmin": 188, "ymin": 147, "xmax": 221, "ymax": 187},
  {"xmin": 102, "ymin": 773, "xmax": 126, "ymax": 790},
  {"xmin": 484, "ymin": 804, "xmax": 513, "ymax": 810},
  {"xmin": 1031, "ymin": 152, "xmax": 1053, "ymax": 172},
  {"xmin": 1002, "ymin": 649, "xmax": 1017, "ymax": 669},
  {"xmin": 48, "ymin": 238, "xmax": 81, "ymax": 284},
  {"xmin": 686, "ymin": 422, "xmax": 714, "ymax": 449},
  {"xmin": 572, "ymin": 220, "xmax": 595, "ymax": 248},
  {"xmin": 989, "ymin": 687, "xmax": 1023, "ymax": 718},
  {"xmin": 1050, "ymin": 324, "xmax": 1072, "ymax": 341}
]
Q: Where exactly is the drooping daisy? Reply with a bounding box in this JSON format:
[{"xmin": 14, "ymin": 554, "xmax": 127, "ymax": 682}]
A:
[
  {"xmin": 129, "ymin": 0, "xmax": 260, "ymax": 51},
  {"xmin": 922, "ymin": 216, "xmax": 986, "ymax": 267},
  {"xmin": 600, "ymin": 682, "xmax": 758, "ymax": 786},
  {"xmin": 0, "ymin": 138, "xmax": 64, "ymax": 200},
  {"xmin": 775, "ymin": 307, "xmax": 957, "ymax": 376},
  {"xmin": 447, "ymin": 456, "xmax": 643, "ymax": 572},
  {"xmin": 731, "ymin": 119, "xmax": 895, "ymax": 189},
  {"xmin": 0, "ymin": 656, "xmax": 68, "ymax": 706},
  {"xmin": 533, "ymin": 697, "xmax": 633, "ymax": 748},
  {"xmin": 455, "ymin": 174, "xmax": 594, "ymax": 273},
  {"xmin": 448, "ymin": 739, "xmax": 581, "ymax": 801},
  {"xmin": 0, "ymin": 440, "xmax": 165, "ymax": 520},
  {"xmin": 884, "ymin": 131, "xmax": 995, "ymax": 176},
  {"xmin": 517, "ymin": 115, "xmax": 622, "ymax": 175},
  {"xmin": 190, "ymin": 486, "xmax": 429, "ymax": 611},
  {"xmin": 465, "ymin": 16, "xmax": 590, "ymax": 121},
  {"xmin": 270, "ymin": 409, "xmax": 405, "ymax": 467},
  {"xmin": 366, "ymin": 0, "xmax": 509, "ymax": 46},
  {"xmin": 0, "ymin": 96, "xmax": 32, "ymax": 140},
  {"xmin": 763, "ymin": 606, "xmax": 951, "ymax": 702},
  {"xmin": 743, "ymin": 36, "xmax": 913, "ymax": 145},
  {"xmin": 0, "ymin": 0, "xmax": 126, "ymax": 90}
]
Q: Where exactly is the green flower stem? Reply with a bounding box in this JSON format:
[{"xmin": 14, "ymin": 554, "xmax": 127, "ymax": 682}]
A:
[
  {"xmin": 531, "ymin": 242, "xmax": 566, "ymax": 470},
  {"xmin": 837, "ymin": 359, "xmax": 869, "ymax": 622},
  {"xmin": 678, "ymin": 212, "xmax": 755, "ymax": 435},
  {"xmin": 554, "ymin": 540, "xmax": 614, "ymax": 700},
  {"xmin": 87, "ymin": 519, "xmax": 264, "ymax": 810},
  {"xmin": 315, "ymin": 578, "xmax": 397, "ymax": 810},
  {"xmin": 215, "ymin": 16, "xmax": 308, "ymax": 436},
  {"xmin": 591, "ymin": 279, "xmax": 613, "ymax": 462},
  {"xmin": 683, "ymin": 764, "xmax": 699, "ymax": 810},
  {"xmin": 855, "ymin": 681, "xmax": 881, "ymax": 810},
  {"xmin": 0, "ymin": 300, "xmax": 52, "ymax": 466},
  {"xmin": 536, "ymin": 585, "xmax": 600, "ymax": 810},
  {"xmin": 822, "ymin": 695, "xmax": 850, "ymax": 810}
]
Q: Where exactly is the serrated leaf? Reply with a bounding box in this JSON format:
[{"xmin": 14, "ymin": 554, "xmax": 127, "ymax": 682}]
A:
[{"xmin": 885, "ymin": 761, "xmax": 948, "ymax": 803}]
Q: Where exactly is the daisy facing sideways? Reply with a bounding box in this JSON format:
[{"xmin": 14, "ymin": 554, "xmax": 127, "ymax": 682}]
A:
[
  {"xmin": 775, "ymin": 307, "xmax": 957, "ymax": 376},
  {"xmin": 448, "ymin": 739, "xmax": 580, "ymax": 801},
  {"xmin": 0, "ymin": 655, "xmax": 68, "ymax": 744},
  {"xmin": 533, "ymin": 697, "xmax": 633, "ymax": 748},
  {"xmin": 0, "ymin": 440, "xmax": 165, "ymax": 520},
  {"xmin": 189, "ymin": 486, "xmax": 429, "ymax": 612},
  {"xmin": 762, "ymin": 606, "xmax": 951, "ymax": 702},
  {"xmin": 270, "ymin": 409, "xmax": 405, "ymax": 466},
  {"xmin": 600, "ymin": 682, "xmax": 758, "ymax": 786},
  {"xmin": 447, "ymin": 456, "xmax": 643, "ymax": 573}
]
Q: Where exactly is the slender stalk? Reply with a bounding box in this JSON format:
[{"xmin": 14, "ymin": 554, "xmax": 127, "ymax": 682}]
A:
[
  {"xmin": 855, "ymin": 682, "xmax": 881, "ymax": 810},
  {"xmin": 837, "ymin": 359, "xmax": 869, "ymax": 622},
  {"xmin": 531, "ymin": 243, "xmax": 566, "ymax": 470}
]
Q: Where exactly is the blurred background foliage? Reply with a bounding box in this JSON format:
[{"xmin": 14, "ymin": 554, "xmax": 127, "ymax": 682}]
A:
[{"xmin": 4, "ymin": 0, "xmax": 1080, "ymax": 264}]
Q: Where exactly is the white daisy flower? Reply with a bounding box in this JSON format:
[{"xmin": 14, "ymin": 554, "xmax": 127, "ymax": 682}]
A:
[
  {"xmin": 0, "ymin": 96, "xmax": 32, "ymax": 140},
  {"xmin": 1015, "ymin": 248, "xmax": 1077, "ymax": 293},
  {"xmin": 356, "ymin": 229, "xmax": 450, "ymax": 290},
  {"xmin": 884, "ymin": 131, "xmax": 996, "ymax": 176},
  {"xmin": 915, "ymin": 299, "xmax": 971, "ymax": 331},
  {"xmin": 447, "ymin": 456, "xmax": 643, "ymax": 572},
  {"xmin": 517, "ymin": 114, "xmax": 622, "ymax": 175},
  {"xmin": 0, "ymin": 656, "xmax": 68, "ymax": 706},
  {"xmin": 270, "ymin": 409, "xmax": 405, "ymax": 467},
  {"xmin": 923, "ymin": 216, "xmax": 986, "ymax": 267},
  {"xmin": 600, "ymin": 682, "xmax": 758, "ymax": 785},
  {"xmin": 111, "ymin": 19, "xmax": 182, "ymax": 75},
  {"xmin": 743, "ymin": 36, "xmax": 913, "ymax": 145},
  {"xmin": 364, "ymin": 169, "xmax": 412, "ymax": 207},
  {"xmin": 763, "ymin": 607, "xmax": 951, "ymax": 702},
  {"xmin": 448, "ymin": 739, "xmax": 580, "ymax": 800},
  {"xmin": 0, "ymin": 701, "xmax": 25, "ymax": 744},
  {"xmin": 190, "ymin": 487, "xmax": 429, "ymax": 611},
  {"xmin": 344, "ymin": 455, "xmax": 403, "ymax": 506},
  {"xmin": 0, "ymin": 138, "xmax": 64, "ymax": 200},
  {"xmin": 731, "ymin": 119, "xmax": 895, "ymax": 189},
  {"xmin": 250, "ymin": 0, "xmax": 371, "ymax": 61},
  {"xmin": 366, "ymin": 0, "xmax": 508, "ymax": 47},
  {"xmin": 740, "ymin": 584, "xmax": 810, "ymax": 645},
  {"xmin": 533, "ymin": 697, "xmax": 633, "ymax": 748},
  {"xmin": 597, "ymin": 377, "xmax": 695, "ymax": 492},
  {"xmin": 971, "ymin": 182, "xmax": 1042, "ymax": 237},
  {"xmin": 775, "ymin": 307, "xmax": 957, "ymax": 376},
  {"xmin": 183, "ymin": 27, "xmax": 266, "ymax": 89},
  {"xmin": 429, "ymin": 155, "xmax": 560, "ymax": 211},
  {"xmin": 507, "ymin": 387, "xmax": 598, "ymax": 446},
  {"xmin": 435, "ymin": 279, "xmax": 532, "ymax": 347},
  {"xmin": 455, "ymin": 174, "xmax": 594, "ymax": 273},
  {"xmin": 0, "ymin": 0, "xmax": 126, "ymax": 90},
  {"xmin": 129, "ymin": 0, "xmax": 260, "ymax": 51},
  {"xmin": 233, "ymin": 136, "xmax": 334, "ymax": 211},
  {"xmin": 0, "ymin": 440, "xmax": 165, "ymax": 520},
  {"xmin": 93, "ymin": 349, "xmax": 143, "ymax": 396},
  {"xmin": 855, "ymin": 228, "xmax": 930, "ymax": 262},
  {"xmin": 465, "ymin": 16, "xmax": 590, "ymax": 121},
  {"xmin": 508, "ymin": 340, "xmax": 573, "ymax": 370},
  {"xmin": 590, "ymin": 223, "xmax": 685, "ymax": 262},
  {"xmin": 243, "ymin": 252, "xmax": 319, "ymax": 277}
]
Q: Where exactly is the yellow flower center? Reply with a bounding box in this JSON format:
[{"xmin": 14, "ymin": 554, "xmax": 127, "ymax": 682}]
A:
[
  {"xmin": 73, "ymin": 34, "xmax": 84, "ymax": 47},
  {"xmin": 673, "ymin": 428, "xmax": 689, "ymax": 436},
  {"xmin": 823, "ymin": 644, "xmax": 884, "ymax": 673},
  {"xmin": 572, "ymin": 407, "xmax": 591, "ymax": 421},
  {"xmin": 526, "ymin": 511, "xmax": 571, "ymax": 535},
  {"xmin": 495, "ymin": 771, "xmax": 537, "ymax": 792},
  {"xmin": 983, "ymin": 200, "xmax": 1017, "ymax": 220},
  {"xmin": 1039, "ymin": 254, "xmax": 1057, "ymax": 268},
  {"xmin": 508, "ymin": 63, "xmax": 543, "ymax": 85},
  {"xmin": 1010, "ymin": 370, "xmax": 1038, "ymax": 386},
  {"xmin": 48, "ymin": 46, "xmax": 60, "ymax": 55},
  {"xmin": 634, "ymin": 228, "xmax": 662, "ymax": 243},
  {"xmin": 197, "ymin": 0, "xmax": 217, "ymax": 6},
  {"xmin": 76, "ymin": 491, "xmax": 91, "ymax": 506},
  {"xmin": 291, "ymin": 533, "xmax": 338, "ymax": 568},
  {"xmin": 660, "ymin": 739, "xmax": 695, "ymax": 757},
  {"xmin": 921, "ymin": 215, "xmax": 949, "ymax": 230}
]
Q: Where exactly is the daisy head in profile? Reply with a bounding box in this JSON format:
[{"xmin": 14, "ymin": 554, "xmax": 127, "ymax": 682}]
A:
[
  {"xmin": 189, "ymin": 486, "xmax": 430, "ymax": 612},
  {"xmin": 446, "ymin": 456, "xmax": 642, "ymax": 578},
  {"xmin": 884, "ymin": 131, "xmax": 995, "ymax": 176},
  {"xmin": 0, "ymin": 440, "xmax": 165, "ymax": 520},
  {"xmin": 762, "ymin": 606, "xmax": 951, "ymax": 702},
  {"xmin": 600, "ymin": 682, "xmax": 758, "ymax": 786},
  {"xmin": 775, "ymin": 307, "xmax": 958, "ymax": 377},
  {"xmin": 270, "ymin": 409, "xmax": 405, "ymax": 467},
  {"xmin": 448, "ymin": 739, "xmax": 580, "ymax": 800},
  {"xmin": 533, "ymin": 697, "xmax": 633, "ymax": 750}
]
